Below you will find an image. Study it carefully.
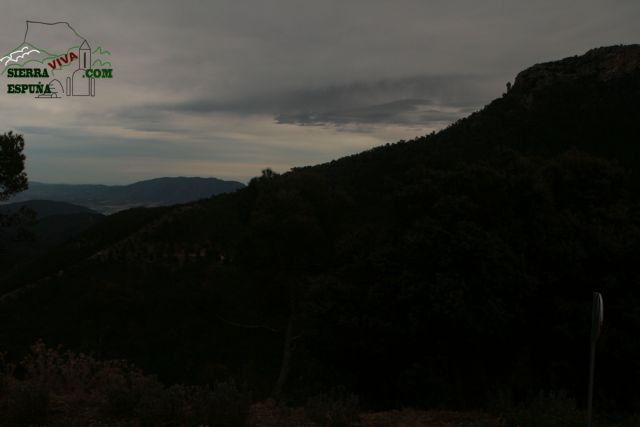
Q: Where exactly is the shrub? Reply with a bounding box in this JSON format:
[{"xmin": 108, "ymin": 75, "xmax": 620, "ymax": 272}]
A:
[
  {"xmin": 503, "ymin": 391, "xmax": 584, "ymax": 427},
  {"xmin": 189, "ymin": 380, "xmax": 251, "ymax": 427},
  {"xmin": 0, "ymin": 352, "xmax": 16, "ymax": 394},
  {"xmin": 246, "ymin": 399, "xmax": 306, "ymax": 427},
  {"xmin": 135, "ymin": 383, "xmax": 185, "ymax": 427},
  {"xmin": 0, "ymin": 343, "xmax": 251, "ymax": 426},
  {"xmin": 305, "ymin": 387, "xmax": 360, "ymax": 427},
  {"xmin": 3, "ymin": 381, "xmax": 49, "ymax": 426}
]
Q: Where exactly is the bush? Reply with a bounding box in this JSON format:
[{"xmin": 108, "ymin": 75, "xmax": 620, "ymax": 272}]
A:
[
  {"xmin": 135, "ymin": 383, "xmax": 185, "ymax": 427},
  {"xmin": 0, "ymin": 352, "xmax": 16, "ymax": 394},
  {"xmin": 305, "ymin": 387, "xmax": 360, "ymax": 427},
  {"xmin": 0, "ymin": 342, "xmax": 251, "ymax": 426},
  {"xmin": 102, "ymin": 367, "xmax": 251, "ymax": 426},
  {"xmin": 188, "ymin": 381, "xmax": 251, "ymax": 427},
  {"xmin": 246, "ymin": 399, "xmax": 306, "ymax": 427},
  {"xmin": 2, "ymin": 381, "xmax": 49, "ymax": 426},
  {"xmin": 503, "ymin": 391, "xmax": 584, "ymax": 427}
]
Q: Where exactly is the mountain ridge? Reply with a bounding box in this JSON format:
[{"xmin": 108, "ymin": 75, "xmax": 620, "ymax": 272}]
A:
[
  {"xmin": 6, "ymin": 176, "xmax": 245, "ymax": 214},
  {"xmin": 0, "ymin": 199, "xmax": 98, "ymax": 218}
]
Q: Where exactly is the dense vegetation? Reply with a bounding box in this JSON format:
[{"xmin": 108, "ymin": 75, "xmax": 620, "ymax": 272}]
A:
[
  {"xmin": 0, "ymin": 343, "xmax": 251, "ymax": 427},
  {"xmin": 1, "ymin": 45, "xmax": 640, "ymax": 421},
  {"xmin": 0, "ymin": 201, "xmax": 104, "ymax": 269}
]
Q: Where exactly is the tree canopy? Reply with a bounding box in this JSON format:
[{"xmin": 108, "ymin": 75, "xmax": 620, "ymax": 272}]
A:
[{"xmin": 0, "ymin": 131, "xmax": 28, "ymax": 202}]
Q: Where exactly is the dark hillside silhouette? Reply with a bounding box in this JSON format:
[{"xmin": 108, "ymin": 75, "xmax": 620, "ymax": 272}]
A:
[
  {"xmin": 1, "ymin": 45, "xmax": 640, "ymax": 415},
  {"xmin": 0, "ymin": 200, "xmax": 104, "ymax": 279}
]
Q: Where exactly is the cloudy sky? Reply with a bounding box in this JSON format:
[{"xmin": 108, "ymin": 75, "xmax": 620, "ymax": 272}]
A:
[{"xmin": 0, "ymin": 0, "xmax": 638, "ymax": 184}]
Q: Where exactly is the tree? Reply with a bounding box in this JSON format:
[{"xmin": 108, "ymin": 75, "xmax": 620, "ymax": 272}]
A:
[
  {"xmin": 0, "ymin": 131, "xmax": 30, "ymax": 240},
  {"xmin": 0, "ymin": 131, "xmax": 28, "ymax": 201}
]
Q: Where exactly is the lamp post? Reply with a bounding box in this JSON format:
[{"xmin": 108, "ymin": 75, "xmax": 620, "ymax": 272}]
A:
[{"xmin": 587, "ymin": 292, "xmax": 603, "ymax": 427}]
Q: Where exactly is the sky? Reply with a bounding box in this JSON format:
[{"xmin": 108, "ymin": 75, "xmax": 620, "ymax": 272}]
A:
[{"xmin": 0, "ymin": 0, "xmax": 638, "ymax": 184}]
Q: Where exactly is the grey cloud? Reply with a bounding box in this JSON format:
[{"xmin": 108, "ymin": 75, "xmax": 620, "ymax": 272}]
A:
[
  {"xmin": 274, "ymin": 99, "xmax": 472, "ymax": 126},
  {"xmin": 158, "ymin": 74, "xmax": 498, "ymax": 126},
  {"xmin": 1, "ymin": 0, "xmax": 639, "ymax": 184},
  {"xmin": 16, "ymin": 126, "xmax": 61, "ymax": 136}
]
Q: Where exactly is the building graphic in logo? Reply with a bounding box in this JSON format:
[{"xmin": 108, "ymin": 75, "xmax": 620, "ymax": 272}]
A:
[{"xmin": 1, "ymin": 21, "xmax": 113, "ymax": 98}]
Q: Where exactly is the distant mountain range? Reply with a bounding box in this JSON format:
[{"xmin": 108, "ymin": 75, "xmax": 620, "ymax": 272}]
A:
[{"xmin": 5, "ymin": 177, "xmax": 245, "ymax": 214}]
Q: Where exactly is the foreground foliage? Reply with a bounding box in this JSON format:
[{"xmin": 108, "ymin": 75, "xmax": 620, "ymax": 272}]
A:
[{"xmin": 0, "ymin": 343, "xmax": 250, "ymax": 427}]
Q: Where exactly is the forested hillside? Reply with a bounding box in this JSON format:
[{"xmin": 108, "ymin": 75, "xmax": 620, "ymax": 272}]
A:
[{"xmin": 1, "ymin": 45, "xmax": 639, "ymax": 415}]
